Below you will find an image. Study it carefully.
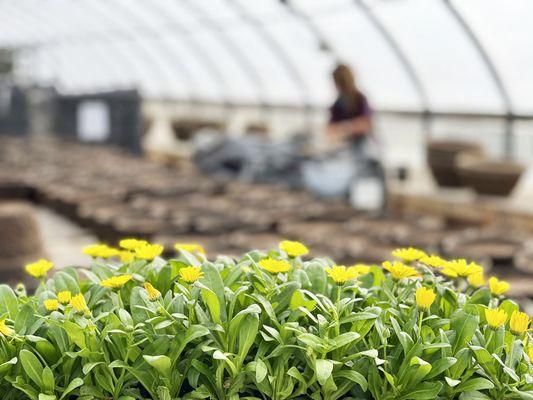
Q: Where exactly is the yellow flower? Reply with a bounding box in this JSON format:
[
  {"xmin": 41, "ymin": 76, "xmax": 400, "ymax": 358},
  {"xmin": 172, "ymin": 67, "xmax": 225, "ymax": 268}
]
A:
[
  {"xmin": 509, "ymin": 311, "xmax": 530, "ymax": 335},
  {"xmin": 57, "ymin": 291, "xmax": 72, "ymax": 304},
  {"xmin": 120, "ymin": 251, "xmax": 134, "ymax": 263},
  {"xmin": 135, "ymin": 244, "xmax": 164, "ymax": 260},
  {"xmin": 44, "ymin": 299, "xmax": 59, "ymax": 312},
  {"xmin": 468, "ymin": 272, "xmax": 486, "ymax": 287},
  {"xmin": 70, "ymin": 294, "xmax": 89, "ymax": 314},
  {"xmin": 485, "ymin": 308, "xmax": 508, "ymax": 330},
  {"xmin": 415, "ymin": 287, "xmax": 436, "ymax": 310},
  {"xmin": 382, "ymin": 261, "xmax": 420, "ymax": 280},
  {"xmin": 489, "ymin": 277, "xmax": 510, "ymax": 296},
  {"xmin": 325, "ymin": 265, "xmax": 360, "ymax": 284},
  {"xmin": 419, "ymin": 255, "xmax": 447, "ymax": 269},
  {"xmin": 144, "ymin": 283, "xmax": 161, "ymax": 301},
  {"xmin": 119, "ymin": 238, "xmax": 148, "ymax": 251},
  {"xmin": 279, "ymin": 240, "xmax": 309, "ymax": 257},
  {"xmin": 25, "ymin": 259, "xmax": 54, "ymax": 279},
  {"xmin": 392, "ymin": 247, "xmax": 427, "ymax": 263},
  {"xmin": 83, "ymin": 244, "xmax": 120, "ymax": 259},
  {"xmin": 179, "ymin": 266, "xmax": 204, "ymax": 283},
  {"xmin": 528, "ymin": 346, "xmax": 533, "ymax": 361},
  {"xmin": 0, "ymin": 319, "xmax": 13, "ymax": 337},
  {"xmin": 444, "ymin": 259, "xmax": 483, "ymax": 278},
  {"xmin": 348, "ymin": 264, "xmax": 371, "ymax": 276},
  {"xmin": 258, "ymin": 258, "xmax": 291, "ymax": 274},
  {"xmin": 174, "ymin": 243, "xmax": 206, "ymax": 254},
  {"xmin": 100, "ymin": 275, "xmax": 133, "ymax": 290}
]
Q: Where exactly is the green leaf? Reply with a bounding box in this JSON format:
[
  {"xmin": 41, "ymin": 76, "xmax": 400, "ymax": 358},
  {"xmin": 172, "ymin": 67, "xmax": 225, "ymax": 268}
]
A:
[
  {"xmin": 290, "ymin": 289, "xmax": 316, "ymax": 311},
  {"xmin": 450, "ymin": 310, "xmax": 478, "ymax": 354},
  {"xmin": 466, "ymin": 288, "xmax": 490, "ymax": 306},
  {"xmin": 20, "ymin": 349, "xmax": 44, "ymax": 389},
  {"xmin": 0, "ymin": 357, "xmax": 18, "ymax": 375},
  {"xmin": 329, "ymin": 332, "xmax": 360, "ymax": 350},
  {"xmin": 82, "ymin": 362, "xmax": 104, "ymax": 375},
  {"xmin": 157, "ymin": 386, "xmax": 172, "ymax": 400},
  {"xmin": 15, "ymin": 304, "xmax": 36, "ymax": 335},
  {"xmin": 333, "ymin": 370, "xmax": 368, "ymax": 391},
  {"xmin": 399, "ymin": 381, "xmax": 443, "ymax": 399},
  {"xmin": 143, "ymin": 355, "xmax": 171, "ymax": 378},
  {"xmin": 454, "ymin": 377, "xmax": 494, "ymax": 393},
  {"xmin": 0, "ymin": 284, "xmax": 19, "ymax": 319},
  {"xmin": 198, "ymin": 284, "xmax": 221, "ymax": 324},
  {"xmin": 53, "ymin": 271, "xmax": 80, "ymax": 294},
  {"xmin": 315, "ymin": 359, "xmax": 333, "ymax": 385},
  {"xmin": 458, "ymin": 391, "xmax": 491, "ymax": 400},
  {"xmin": 38, "ymin": 394, "xmax": 56, "ymax": 400},
  {"xmin": 425, "ymin": 357, "xmax": 457, "ymax": 379},
  {"xmin": 236, "ymin": 314, "xmax": 259, "ymax": 369},
  {"xmin": 199, "ymin": 263, "xmax": 227, "ymax": 322},
  {"xmin": 41, "ymin": 366, "xmax": 55, "ymax": 394},
  {"xmin": 255, "ymin": 359, "xmax": 268, "ymax": 383},
  {"xmin": 305, "ymin": 263, "xmax": 327, "ymax": 293},
  {"xmin": 470, "ymin": 345, "xmax": 498, "ymax": 377},
  {"xmin": 59, "ymin": 378, "xmax": 84, "ymax": 400},
  {"xmin": 62, "ymin": 321, "xmax": 86, "ymax": 349}
]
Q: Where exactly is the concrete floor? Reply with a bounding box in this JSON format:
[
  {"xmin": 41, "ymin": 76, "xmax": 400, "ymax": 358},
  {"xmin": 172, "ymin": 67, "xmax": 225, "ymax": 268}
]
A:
[{"xmin": 34, "ymin": 205, "xmax": 97, "ymax": 268}]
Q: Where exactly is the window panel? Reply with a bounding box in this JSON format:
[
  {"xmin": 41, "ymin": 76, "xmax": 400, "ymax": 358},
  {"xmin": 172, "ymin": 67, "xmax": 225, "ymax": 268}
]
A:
[
  {"xmin": 454, "ymin": 0, "xmax": 533, "ymax": 114},
  {"xmin": 369, "ymin": 0, "xmax": 503, "ymax": 113}
]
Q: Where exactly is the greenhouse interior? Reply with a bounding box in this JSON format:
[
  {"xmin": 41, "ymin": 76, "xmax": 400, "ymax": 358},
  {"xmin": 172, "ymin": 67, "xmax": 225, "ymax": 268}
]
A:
[{"xmin": 0, "ymin": 1, "xmax": 532, "ymax": 399}]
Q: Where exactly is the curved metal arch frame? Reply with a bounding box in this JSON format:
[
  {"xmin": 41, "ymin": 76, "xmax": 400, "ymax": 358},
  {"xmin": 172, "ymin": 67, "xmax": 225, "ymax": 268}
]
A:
[
  {"xmin": 442, "ymin": 0, "xmax": 514, "ymax": 158},
  {"xmin": 228, "ymin": 0, "xmax": 312, "ymax": 110},
  {"xmin": 352, "ymin": 0, "xmax": 432, "ymax": 132},
  {"xmin": 281, "ymin": 0, "xmax": 339, "ymax": 59},
  {"xmin": 85, "ymin": 0, "xmax": 197, "ymax": 101},
  {"xmin": 138, "ymin": 1, "xmax": 233, "ymax": 105},
  {"xmin": 180, "ymin": 0, "xmax": 266, "ymax": 105}
]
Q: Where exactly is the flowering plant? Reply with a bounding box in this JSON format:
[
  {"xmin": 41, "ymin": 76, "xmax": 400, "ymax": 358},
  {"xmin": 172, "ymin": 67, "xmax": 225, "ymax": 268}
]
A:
[{"xmin": 0, "ymin": 242, "xmax": 531, "ymax": 399}]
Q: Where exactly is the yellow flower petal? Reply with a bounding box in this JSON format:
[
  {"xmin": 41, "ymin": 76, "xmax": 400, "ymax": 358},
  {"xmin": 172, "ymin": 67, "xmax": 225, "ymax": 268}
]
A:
[
  {"xmin": 100, "ymin": 275, "xmax": 133, "ymax": 290},
  {"xmin": 57, "ymin": 291, "xmax": 72, "ymax": 304},
  {"xmin": 135, "ymin": 244, "xmax": 164, "ymax": 261},
  {"xmin": 509, "ymin": 310, "xmax": 530, "ymax": 335},
  {"xmin": 325, "ymin": 265, "xmax": 360, "ymax": 284},
  {"xmin": 485, "ymin": 308, "xmax": 508, "ymax": 330},
  {"xmin": 415, "ymin": 287, "xmax": 436, "ymax": 310},
  {"xmin": 179, "ymin": 266, "xmax": 204, "ymax": 283},
  {"xmin": 258, "ymin": 258, "xmax": 291, "ymax": 274},
  {"xmin": 44, "ymin": 299, "xmax": 59, "ymax": 312},
  {"xmin": 174, "ymin": 243, "xmax": 206, "ymax": 254},
  {"xmin": 488, "ymin": 277, "xmax": 510, "ymax": 296},
  {"xmin": 0, "ymin": 318, "xmax": 13, "ymax": 337},
  {"xmin": 392, "ymin": 247, "xmax": 427, "ymax": 263},
  {"xmin": 25, "ymin": 259, "xmax": 54, "ymax": 279},
  {"xmin": 83, "ymin": 244, "xmax": 120, "ymax": 259},
  {"xmin": 279, "ymin": 240, "xmax": 309, "ymax": 257},
  {"xmin": 144, "ymin": 283, "xmax": 161, "ymax": 301},
  {"xmin": 382, "ymin": 261, "xmax": 420, "ymax": 280},
  {"xmin": 70, "ymin": 293, "xmax": 89, "ymax": 314},
  {"xmin": 119, "ymin": 238, "xmax": 148, "ymax": 251}
]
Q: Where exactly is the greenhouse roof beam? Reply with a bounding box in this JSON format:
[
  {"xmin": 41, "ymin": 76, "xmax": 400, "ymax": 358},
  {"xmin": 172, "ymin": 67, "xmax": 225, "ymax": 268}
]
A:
[
  {"xmin": 229, "ymin": 0, "xmax": 311, "ymax": 108},
  {"xmin": 443, "ymin": 0, "xmax": 514, "ymax": 157},
  {"xmin": 139, "ymin": 1, "xmax": 230, "ymax": 104},
  {"xmin": 353, "ymin": 0, "xmax": 430, "ymax": 116},
  {"xmin": 181, "ymin": 0, "xmax": 265, "ymax": 104}
]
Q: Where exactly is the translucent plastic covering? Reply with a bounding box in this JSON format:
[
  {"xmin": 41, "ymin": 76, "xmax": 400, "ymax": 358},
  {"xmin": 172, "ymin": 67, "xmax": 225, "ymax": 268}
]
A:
[{"xmin": 1, "ymin": 0, "xmax": 533, "ymax": 115}]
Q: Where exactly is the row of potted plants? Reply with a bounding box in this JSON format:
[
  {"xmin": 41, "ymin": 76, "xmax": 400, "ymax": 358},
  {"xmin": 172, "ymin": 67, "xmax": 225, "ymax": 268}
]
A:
[{"xmin": 0, "ymin": 240, "xmax": 531, "ymax": 399}]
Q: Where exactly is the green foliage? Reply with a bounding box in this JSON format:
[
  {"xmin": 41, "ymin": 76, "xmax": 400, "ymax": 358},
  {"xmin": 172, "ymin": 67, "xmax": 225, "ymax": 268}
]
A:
[{"xmin": 0, "ymin": 245, "xmax": 531, "ymax": 399}]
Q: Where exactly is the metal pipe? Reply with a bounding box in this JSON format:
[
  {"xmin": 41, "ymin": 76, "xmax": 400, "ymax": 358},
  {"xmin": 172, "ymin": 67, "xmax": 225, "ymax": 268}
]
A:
[
  {"xmin": 353, "ymin": 0, "xmax": 432, "ymax": 135},
  {"xmin": 442, "ymin": 0, "xmax": 514, "ymax": 158}
]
